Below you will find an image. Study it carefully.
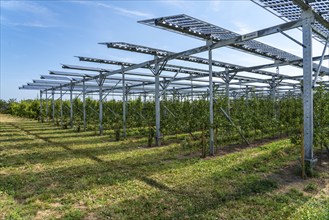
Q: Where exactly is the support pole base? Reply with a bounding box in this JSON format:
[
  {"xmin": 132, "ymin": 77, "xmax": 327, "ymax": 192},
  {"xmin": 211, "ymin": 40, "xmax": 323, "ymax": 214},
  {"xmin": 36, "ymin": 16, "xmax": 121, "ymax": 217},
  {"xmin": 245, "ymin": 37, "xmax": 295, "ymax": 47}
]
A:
[
  {"xmin": 155, "ymin": 137, "xmax": 161, "ymax": 147},
  {"xmin": 99, "ymin": 126, "xmax": 103, "ymax": 136},
  {"xmin": 304, "ymin": 158, "xmax": 318, "ymax": 177}
]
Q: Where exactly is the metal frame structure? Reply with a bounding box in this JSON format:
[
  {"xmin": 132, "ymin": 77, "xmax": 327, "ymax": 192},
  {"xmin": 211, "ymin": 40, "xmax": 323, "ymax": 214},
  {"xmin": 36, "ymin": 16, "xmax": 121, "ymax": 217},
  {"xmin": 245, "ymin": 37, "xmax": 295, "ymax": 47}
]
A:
[{"xmin": 20, "ymin": 0, "xmax": 328, "ymax": 170}]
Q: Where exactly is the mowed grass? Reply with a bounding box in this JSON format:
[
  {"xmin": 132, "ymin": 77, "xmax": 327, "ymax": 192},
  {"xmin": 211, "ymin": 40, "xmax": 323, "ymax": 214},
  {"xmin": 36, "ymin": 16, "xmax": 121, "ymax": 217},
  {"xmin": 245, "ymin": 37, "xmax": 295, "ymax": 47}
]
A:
[{"xmin": 0, "ymin": 114, "xmax": 328, "ymax": 220}]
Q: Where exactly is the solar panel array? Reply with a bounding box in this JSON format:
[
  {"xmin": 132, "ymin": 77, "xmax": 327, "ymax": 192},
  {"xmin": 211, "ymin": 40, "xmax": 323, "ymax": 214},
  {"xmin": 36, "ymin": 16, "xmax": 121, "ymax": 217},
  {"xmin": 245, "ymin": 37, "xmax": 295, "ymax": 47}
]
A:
[
  {"xmin": 101, "ymin": 42, "xmax": 303, "ymax": 79},
  {"xmin": 20, "ymin": 1, "xmax": 329, "ymax": 95},
  {"xmin": 139, "ymin": 14, "xmax": 302, "ymax": 62}
]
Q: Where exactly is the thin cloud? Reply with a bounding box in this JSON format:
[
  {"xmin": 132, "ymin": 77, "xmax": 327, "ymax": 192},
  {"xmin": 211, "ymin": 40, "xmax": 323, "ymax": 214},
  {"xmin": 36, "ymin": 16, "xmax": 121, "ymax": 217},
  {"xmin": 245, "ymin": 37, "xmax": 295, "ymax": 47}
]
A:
[
  {"xmin": 72, "ymin": 1, "xmax": 153, "ymax": 18},
  {"xmin": 97, "ymin": 3, "xmax": 153, "ymax": 18},
  {"xmin": 0, "ymin": 1, "xmax": 53, "ymax": 16},
  {"xmin": 1, "ymin": 1, "xmax": 57, "ymax": 28},
  {"xmin": 2, "ymin": 20, "xmax": 52, "ymax": 28}
]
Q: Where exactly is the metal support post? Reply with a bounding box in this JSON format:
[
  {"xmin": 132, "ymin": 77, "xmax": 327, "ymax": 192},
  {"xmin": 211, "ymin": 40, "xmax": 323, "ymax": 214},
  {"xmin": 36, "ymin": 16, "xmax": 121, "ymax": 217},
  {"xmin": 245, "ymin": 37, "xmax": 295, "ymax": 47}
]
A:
[
  {"xmin": 302, "ymin": 9, "xmax": 316, "ymax": 171},
  {"xmin": 143, "ymin": 82, "xmax": 147, "ymax": 103},
  {"xmin": 225, "ymin": 68, "xmax": 230, "ymax": 115},
  {"xmin": 143, "ymin": 93, "xmax": 147, "ymax": 103},
  {"xmin": 190, "ymin": 73, "xmax": 193, "ymax": 101},
  {"xmin": 155, "ymin": 60, "xmax": 161, "ymax": 146},
  {"xmin": 270, "ymin": 76, "xmax": 276, "ymax": 101},
  {"xmin": 122, "ymin": 70, "xmax": 127, "ymax": 139},
  {"xmin": 245, "ymin": 86, "xmax": 249, "ymax": 103},
  {"xmin": 60, "ymin": 87, "xmax": 63, "ymax": 128},
  {"xmin": 232, "ymin": 91, "xmax": 237, "ymax": 100},
  {"xmin": 52, "ymin": 89, "xmax": 55, "ymax": 124},
  {"xmin": 39, "ymin": 90, "xmax": 43, "ymax": 123},
  {"xmin": 208, "ymin": 40, "xmax": 214, "ymax": 156},
  {"xmin": 83, "ymin": 78, "xmax": 86, "ymax": 131},
  {"xmin": 98, "ymin": 73, "xmax": 105, "ymax": 136},
  {"xmin": 70, "ymin": 82, "xmax": 73, "ymax": 128},
  {"xmin": 45, "ymin": 90, "xmax": 48, "ymax": 122},
  {"xmin": 270, "ymin": 76, "xmax": 277, "ymax": 117},
  {"xmin": 239, "ymin": 79, "xmax": 242, "ymax": 98}
]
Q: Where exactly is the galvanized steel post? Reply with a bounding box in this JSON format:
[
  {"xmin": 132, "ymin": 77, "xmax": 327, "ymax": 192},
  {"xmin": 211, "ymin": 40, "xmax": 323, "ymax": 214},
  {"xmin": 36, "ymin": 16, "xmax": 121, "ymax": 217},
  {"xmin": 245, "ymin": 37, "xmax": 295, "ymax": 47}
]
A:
[
  {"xmin": 45, "ymin": 90, "xmax": 48, "ymax": 122},
  {"xmin": 270, "ymin": 76, "xmax": 276, "ymax": 117},
  {"xmin": 270, "ymin": 76, "xmax": 276, "ymax": 101},
  {"xmin": 245, "ymin": 85, "xmax": 249, "ymax": 103},
  {"xmin": 122, "ymin": 70, "xmax": 127, "ymax": 139},
  {"xmin": 83, "ymin": 77, "xmax": 86, "ymax": 131},
  {"xmin": 225, "ymin": 68, "xmax": 230, "ymax": 115},
  {"xmin": 52, "ymin": 89, "xmax": 55, "ymax": 124},
  {"xmin": 302, "ymin": 9, "xmax": 316, "ymax": 171},
  {"xmin": 154, "ymin": 57, "xmax": 161, "ymax": 146},
  {"xmin": 190, "ymin": 73, "xmax": 193, "ymax": 101},
  {"xmin": 40, "ymin": 90, "xmax": 43, "ymax": 123},
  {"xmin": 98, "ymin": 73, "xmax": 105, "ymax": 136},
  {"xmin": 208, "ymin": 40, "xmax": 214, "ymax": 156},
  {"xmin": 70, "ymin": 82, "xmax": 73, "ymax": 129},
  {"xmin": 60, "ymin": 86, "xmax": 63, "ymax": 128}
]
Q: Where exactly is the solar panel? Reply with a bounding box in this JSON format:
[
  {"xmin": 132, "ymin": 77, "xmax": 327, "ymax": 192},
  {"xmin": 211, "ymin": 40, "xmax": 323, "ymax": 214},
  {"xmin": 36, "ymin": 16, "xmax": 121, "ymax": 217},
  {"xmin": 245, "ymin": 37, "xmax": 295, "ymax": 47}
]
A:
[{"xmin": 252, "ymin": 0, "xmax": 329, "ymax": 42}]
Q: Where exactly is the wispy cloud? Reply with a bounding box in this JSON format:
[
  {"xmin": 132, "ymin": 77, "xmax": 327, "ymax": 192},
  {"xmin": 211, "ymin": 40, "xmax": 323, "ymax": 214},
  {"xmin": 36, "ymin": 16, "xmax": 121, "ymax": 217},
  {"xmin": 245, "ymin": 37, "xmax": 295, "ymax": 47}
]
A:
[
  {"xmin": 97, "ymin": 3, "xmax": 153, "ymax": 18},
  {"xmin": 1, "ymin": 1, "xmax": 53, "ymax": 16},
  {"xmin": 0, "ymin": 1, "xmax": 57, "ymax": 28},
  {"xmin": 72, "ymin": 1, "xmax": 153, "ymax": 18},
  {"xmin": 2, "ymin": 19, "xmax": 52, "ymax": 28}
]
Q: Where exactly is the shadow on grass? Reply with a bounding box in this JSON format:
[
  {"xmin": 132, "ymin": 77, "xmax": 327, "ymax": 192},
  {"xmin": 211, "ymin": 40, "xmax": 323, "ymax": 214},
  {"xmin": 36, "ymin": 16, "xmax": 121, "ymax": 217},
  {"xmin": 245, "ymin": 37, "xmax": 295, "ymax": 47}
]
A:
[
  {"xmin": 2, "ymin": 117, "xmax": 325, "ymax": 219},
  {"xmin": 97, "ymin": 146, "xmax": 317, "ymax": 219},
  {"xmin": 0, "ymin": 144, "xmax": 198, "ymax": 203},
  {"xmin": 0, "ymin": 137, "xmax": 34, "ymax": 143},
  {"xmin": 1, "ymin": 139, "xmax": 151, "ymax": 168},
  {"xmin": 1, "ymin": 122, "xmax": 187, "ymax": 168},
  {"xmin": 2, "ymin": 122, "xmax": 198, "ymax": 202}
]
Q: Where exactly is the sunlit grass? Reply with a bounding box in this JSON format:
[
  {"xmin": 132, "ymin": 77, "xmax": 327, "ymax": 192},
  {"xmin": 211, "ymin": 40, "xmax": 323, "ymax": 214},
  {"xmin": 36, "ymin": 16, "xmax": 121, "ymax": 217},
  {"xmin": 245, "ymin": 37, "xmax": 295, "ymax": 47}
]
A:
[{"xmin": 0, "ymin": 113, "xmax": 328, "ymax": 219}]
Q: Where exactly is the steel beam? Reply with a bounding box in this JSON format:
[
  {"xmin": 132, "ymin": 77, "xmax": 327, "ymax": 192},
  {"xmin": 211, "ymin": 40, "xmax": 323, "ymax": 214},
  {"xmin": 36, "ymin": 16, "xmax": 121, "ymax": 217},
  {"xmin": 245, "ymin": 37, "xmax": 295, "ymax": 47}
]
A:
[
  {"xmin": 44, "ymin": 19, "xmax": 304, "ymax": 93},
  {"xmin": 219, "ymin": 54, "xmax": 329, "ymax": 78},
  {"xmin": 313, "ymin": 37, "xmax": 329, "ymax": 87}
]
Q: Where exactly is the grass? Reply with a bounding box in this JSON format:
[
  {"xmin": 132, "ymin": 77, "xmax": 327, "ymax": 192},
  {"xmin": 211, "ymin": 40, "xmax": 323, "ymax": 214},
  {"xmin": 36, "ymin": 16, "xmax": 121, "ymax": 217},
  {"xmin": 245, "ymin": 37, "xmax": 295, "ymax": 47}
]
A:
[{"xmin": 0, "ymin": 113, "xmax": 328, "ymax": 219}]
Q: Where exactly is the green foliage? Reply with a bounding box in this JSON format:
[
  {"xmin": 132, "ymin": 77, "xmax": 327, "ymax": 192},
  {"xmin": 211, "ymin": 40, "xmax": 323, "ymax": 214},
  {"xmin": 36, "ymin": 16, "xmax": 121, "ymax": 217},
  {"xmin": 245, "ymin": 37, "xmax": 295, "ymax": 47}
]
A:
[
  {"xmin": 4, "ymin": 89, "xmax": 329, "ymax": 152},
  {"xmin": 313, "ymin": 85, "xmax": 329, "ymax": 150}
]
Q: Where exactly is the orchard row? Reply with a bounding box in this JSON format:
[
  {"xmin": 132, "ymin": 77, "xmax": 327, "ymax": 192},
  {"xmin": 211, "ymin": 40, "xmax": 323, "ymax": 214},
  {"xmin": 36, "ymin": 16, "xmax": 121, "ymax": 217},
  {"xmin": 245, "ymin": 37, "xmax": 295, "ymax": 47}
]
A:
[{"xmin": 2, "ymin": 86, "xmax": 328, "ymax": 149}]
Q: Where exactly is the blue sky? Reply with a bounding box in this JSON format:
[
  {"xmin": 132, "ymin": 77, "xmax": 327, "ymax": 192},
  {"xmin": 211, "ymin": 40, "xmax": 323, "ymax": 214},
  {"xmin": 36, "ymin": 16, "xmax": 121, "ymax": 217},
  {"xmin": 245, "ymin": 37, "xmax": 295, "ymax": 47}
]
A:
[{"xmin": 1, "ymin": 0, "xmax": 328, "ymax": 100}]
